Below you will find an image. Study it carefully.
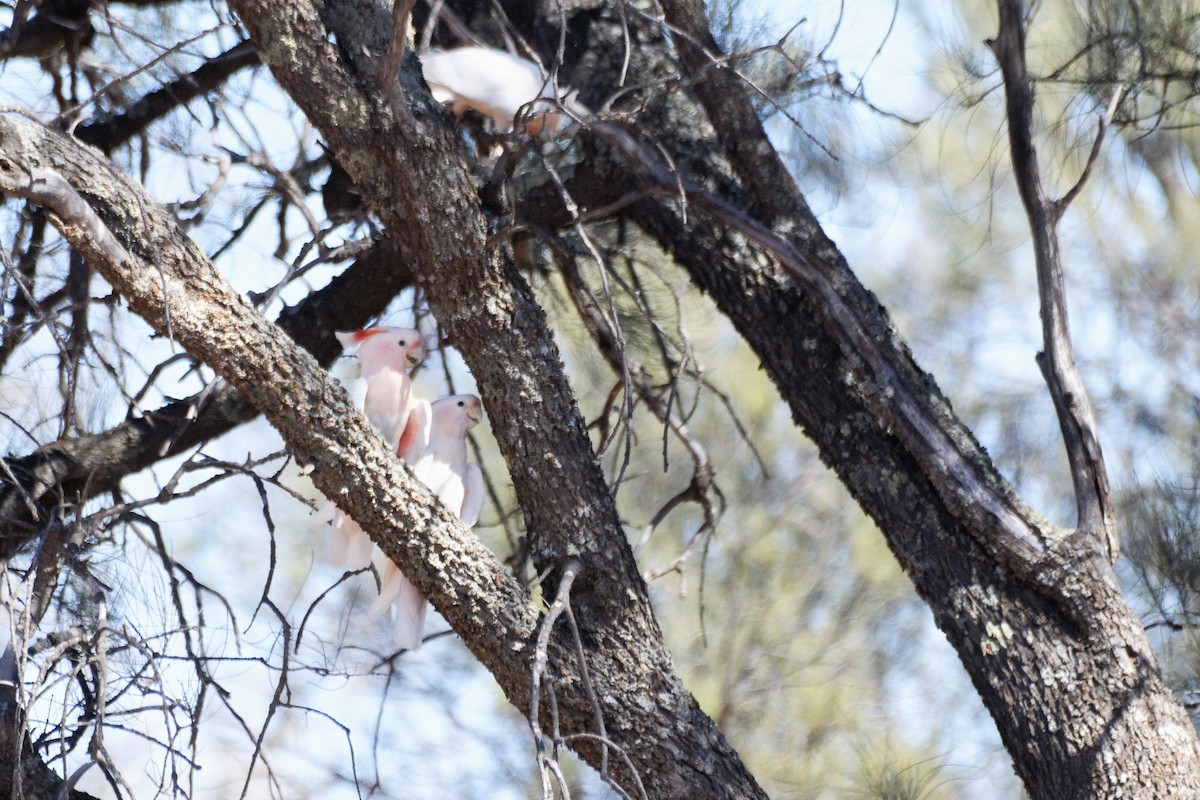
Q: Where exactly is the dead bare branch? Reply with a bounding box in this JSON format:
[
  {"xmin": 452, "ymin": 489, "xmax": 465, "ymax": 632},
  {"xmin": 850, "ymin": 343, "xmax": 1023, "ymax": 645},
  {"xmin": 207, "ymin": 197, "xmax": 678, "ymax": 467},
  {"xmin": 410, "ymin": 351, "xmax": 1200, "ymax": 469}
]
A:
[
  {"xmin": 987, "ymin": 0, "xmax": 1118, "ymax": 560},
  {"xmin": 553, "ymin": 240, "xmax": 724, "ymax": 581}
]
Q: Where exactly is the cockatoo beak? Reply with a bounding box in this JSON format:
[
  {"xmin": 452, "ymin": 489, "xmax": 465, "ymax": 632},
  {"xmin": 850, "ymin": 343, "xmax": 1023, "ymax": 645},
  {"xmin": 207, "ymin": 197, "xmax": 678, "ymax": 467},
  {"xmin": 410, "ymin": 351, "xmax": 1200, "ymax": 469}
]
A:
[
  {"xmin": 466, "ymin": 400, "xmax": 482, "ymax": 423},
  {"xmin": 407, "ymin": 345, "xmax": 424, "ymax": 367}
]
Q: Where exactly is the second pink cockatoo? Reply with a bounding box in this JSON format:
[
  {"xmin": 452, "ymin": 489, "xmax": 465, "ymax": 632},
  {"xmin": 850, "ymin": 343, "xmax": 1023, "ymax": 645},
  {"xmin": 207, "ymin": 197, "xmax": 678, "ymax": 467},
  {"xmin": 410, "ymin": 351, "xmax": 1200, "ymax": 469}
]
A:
[
  {"xmin": 320, "ymin": 326, "xmax": 430, "ymax": 570},
  {"xmin": 371, "ymin": 394, "xmax": 485, "ymax": 650},
  {"xmin": 419, "ymin": 46, "xmax": 587, "ymax": 134}
]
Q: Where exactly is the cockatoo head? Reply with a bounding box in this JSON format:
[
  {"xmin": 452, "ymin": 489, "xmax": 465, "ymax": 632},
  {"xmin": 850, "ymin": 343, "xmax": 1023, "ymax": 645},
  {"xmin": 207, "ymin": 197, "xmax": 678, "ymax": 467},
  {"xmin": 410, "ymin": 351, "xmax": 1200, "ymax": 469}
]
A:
[
  {"xmin": 335, "ymin": 326, "xmax": 424, "ymax": 372},
  {"xmin": 431, "ymin": 394, "xmax": 483, "ymax": 434}
]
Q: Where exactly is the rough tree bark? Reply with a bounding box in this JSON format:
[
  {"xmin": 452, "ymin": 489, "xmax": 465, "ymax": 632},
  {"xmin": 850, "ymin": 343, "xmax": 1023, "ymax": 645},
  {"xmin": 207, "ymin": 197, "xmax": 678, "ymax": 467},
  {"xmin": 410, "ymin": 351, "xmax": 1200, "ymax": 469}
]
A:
[
  {"xmin": 1, "ymin": 0, "xmax": 1198, "ymax": 797},
  {"xmin": 561, "ymin": 0, "xmax": 1200, "ymax": 795},
  {"xmin": 482, "ymin": 0, "xmax": 1200, "ymax": 794},
  {"xmin": 0, "ymin": 19, "xmax": 765, "ymax": 800},
  {"xmin": 225, "ymin": 1, "xmax": 766, "ymax": 797}
]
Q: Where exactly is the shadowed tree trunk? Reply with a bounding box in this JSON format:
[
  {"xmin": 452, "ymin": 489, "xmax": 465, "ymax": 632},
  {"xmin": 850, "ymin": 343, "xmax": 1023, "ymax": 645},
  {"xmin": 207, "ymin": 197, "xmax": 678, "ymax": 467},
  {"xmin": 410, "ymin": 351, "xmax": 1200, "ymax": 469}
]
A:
[{"xmin": 0, "ymin": 0, "xmax": 1198, "ymax": 797}]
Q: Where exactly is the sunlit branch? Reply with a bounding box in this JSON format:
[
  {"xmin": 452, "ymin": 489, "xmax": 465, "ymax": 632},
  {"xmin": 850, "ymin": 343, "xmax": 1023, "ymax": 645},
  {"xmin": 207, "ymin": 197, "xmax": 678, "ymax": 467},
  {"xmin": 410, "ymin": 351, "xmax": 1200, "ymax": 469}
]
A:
[{"xmin": 0, "ymin": 110, "xmax": 539, "ymax": 693}]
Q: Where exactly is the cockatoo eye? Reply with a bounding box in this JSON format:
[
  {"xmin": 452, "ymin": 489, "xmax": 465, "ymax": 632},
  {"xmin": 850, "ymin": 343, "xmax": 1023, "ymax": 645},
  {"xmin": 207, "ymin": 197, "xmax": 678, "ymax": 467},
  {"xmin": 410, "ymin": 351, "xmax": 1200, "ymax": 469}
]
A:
[
  {"xmin": 457, "ymin": 400, "xmax": 465, "ymax": 407},
  {"xmin": 398, "ymin": 339, "xmax": 406, "ymax": 346}
]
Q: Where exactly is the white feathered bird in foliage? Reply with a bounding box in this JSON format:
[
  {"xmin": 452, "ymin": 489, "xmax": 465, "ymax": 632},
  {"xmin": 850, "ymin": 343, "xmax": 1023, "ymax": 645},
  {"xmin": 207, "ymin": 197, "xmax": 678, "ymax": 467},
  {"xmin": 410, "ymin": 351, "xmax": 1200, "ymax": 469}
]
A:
[
  {"xmin": 317, "ymin": 326, "xmax": 430, "ymax": 570},
  {"xmin": 419, "ymin": 46, "xmax": 587, "ymax": 134},
  {"xmin": 371, "ymin": 394, "xmax": 485, "ymax": 650}
]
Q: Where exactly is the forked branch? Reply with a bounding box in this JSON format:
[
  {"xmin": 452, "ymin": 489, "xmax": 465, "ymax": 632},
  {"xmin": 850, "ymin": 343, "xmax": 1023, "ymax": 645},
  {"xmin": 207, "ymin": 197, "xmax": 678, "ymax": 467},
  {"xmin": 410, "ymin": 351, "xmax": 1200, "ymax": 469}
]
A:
[{"xmin": 987, "ymin": 0, "xmax": 1118, "ymax": 560}]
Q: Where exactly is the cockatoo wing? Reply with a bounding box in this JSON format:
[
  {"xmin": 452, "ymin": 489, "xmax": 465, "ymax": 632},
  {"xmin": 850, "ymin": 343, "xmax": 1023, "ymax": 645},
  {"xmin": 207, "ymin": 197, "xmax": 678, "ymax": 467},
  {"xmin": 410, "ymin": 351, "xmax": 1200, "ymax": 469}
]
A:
[
  {"xmin": 428, "ymin": 83, "xmax": 455, "ymax": 104},
  {"xmin": 392, "ymin": 578, "xmax": 428, "ymax": 651},
  {"xmin": 421, "ymin": 47, "xmax": 555, "ymax": 131},
  {"xmin": 413, "ymin": 456, "xmax": 457, "ymax": 501},
  {"xmin": 370, "ymin": 561, "xmax": 428, "ymax": 651},
  {"xmin": 346, "ymin": 375, "xmax": 368, "ymax": 412},
  {"xmin": 459, "ymin": 463, "xmax": 484, "ymax": 528},
  {"xmin": 397, "ymin": 398, "xmax": 431, "ymax": 463},
  {"xmin": 326, "ymin": 510, "xmax": 374, "ymax": 571},
  {"xmin": 361, "ymin": 369, "xmax": 411, "ymax": 450}
]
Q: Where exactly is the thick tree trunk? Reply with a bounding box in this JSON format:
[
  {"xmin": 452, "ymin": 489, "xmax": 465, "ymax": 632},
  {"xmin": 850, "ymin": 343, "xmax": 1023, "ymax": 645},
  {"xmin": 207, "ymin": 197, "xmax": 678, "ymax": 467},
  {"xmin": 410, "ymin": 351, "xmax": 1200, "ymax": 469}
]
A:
[
  {"xmin": 626, "ymin": 176, "xmax": 1200, "ymax": 798},
  {"xmin": 224, "ymin": 0, "xmax": 766, "ymax": 795},
  {"xmin": 555, "ymin": 2, "xmax": 1200, "ymax": 796},
  {"xmin": 471, "ymin": 0, "xmax": 1200, "ymax": 793},
  {"xmin": 2, "ymin": 0, "xmax": 1198, "ymax": 795}
]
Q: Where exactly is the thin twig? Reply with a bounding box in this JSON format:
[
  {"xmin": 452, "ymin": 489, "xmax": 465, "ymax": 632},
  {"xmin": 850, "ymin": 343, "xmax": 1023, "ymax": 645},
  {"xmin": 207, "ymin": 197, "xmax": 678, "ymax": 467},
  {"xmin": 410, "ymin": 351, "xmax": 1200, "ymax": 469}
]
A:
[
  {"xmin": 528, "ymin": 560, "xmax": 581, "ymax": 799},
  {"xmin": 1056, "ymin": 84, "xmax": 1124, "ymax": 215}
]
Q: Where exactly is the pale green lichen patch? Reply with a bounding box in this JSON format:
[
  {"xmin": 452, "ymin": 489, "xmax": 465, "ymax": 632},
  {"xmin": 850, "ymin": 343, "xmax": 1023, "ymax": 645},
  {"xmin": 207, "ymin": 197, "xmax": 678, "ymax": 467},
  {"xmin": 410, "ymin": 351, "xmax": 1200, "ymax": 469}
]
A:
[
  {"xmin": 331, "ymin": 94, "xmax": 370, "ymax": 131},
  {"xmin": 261, "ymin": 35, "xmax": 299, "ymax": 68},
  {"xmin": 879, "ymin": 468, "xmax": 905, "ymax": 496},
  {"xmin": 981, "ymin": 620, "xmax": 1015, "ymax": 656}
]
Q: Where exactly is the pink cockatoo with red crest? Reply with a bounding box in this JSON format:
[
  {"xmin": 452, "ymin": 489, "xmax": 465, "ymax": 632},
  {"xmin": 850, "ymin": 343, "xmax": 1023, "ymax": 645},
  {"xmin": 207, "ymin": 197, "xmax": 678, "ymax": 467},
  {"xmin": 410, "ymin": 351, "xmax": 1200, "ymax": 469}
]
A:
[
  {"xmin": 371, "ymin": 394, "xmax": 485, "ymax": 650},
  {"xmin": 318, "ymin": 326, "xmax": 430, "ymax": 570}
]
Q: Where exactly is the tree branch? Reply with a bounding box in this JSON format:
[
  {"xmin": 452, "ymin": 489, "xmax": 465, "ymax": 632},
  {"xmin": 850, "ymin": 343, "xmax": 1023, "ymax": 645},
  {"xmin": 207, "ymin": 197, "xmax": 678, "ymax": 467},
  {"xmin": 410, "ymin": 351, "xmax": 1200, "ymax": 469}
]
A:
[
  {"xmin": 226, "ymin": 0, "xmax": 767, "ymax": 795},
  {"xmin": 0, "ymin": 107, "xmax": 539, "ymax": 706},
  {"xmin": 551, "ymin": 238, "xmax": 722, "ymax": 579},
  {"xmin": 1, "ymin": 17, "xmax": 763, "ymax": 779},
  {"xmin": 0, "ymin": 234, "xmax": 415, "ymax": 559},
  {"xmin": 987, "ymin": 0, "xmax": 1117, "ymax": 559},
  {"xmin": 76, "ymin": 40, "xmax": 260, "ymax": 153},
  {"xmin": 481, "ymin": 0, "xmax": 1200, "ymax": 790}
]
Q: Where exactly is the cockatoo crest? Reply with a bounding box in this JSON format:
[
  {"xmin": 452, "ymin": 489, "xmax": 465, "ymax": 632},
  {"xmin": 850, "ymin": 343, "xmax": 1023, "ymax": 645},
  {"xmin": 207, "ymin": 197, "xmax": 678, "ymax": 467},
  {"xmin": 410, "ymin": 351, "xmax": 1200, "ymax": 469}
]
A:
[
  {"xmin": 335, "ymin": 327, "xmax": 389, "ymax": 346},
  {"xmin": 335, "ymin": 326, "xmax": 424, "ymax": 371}
]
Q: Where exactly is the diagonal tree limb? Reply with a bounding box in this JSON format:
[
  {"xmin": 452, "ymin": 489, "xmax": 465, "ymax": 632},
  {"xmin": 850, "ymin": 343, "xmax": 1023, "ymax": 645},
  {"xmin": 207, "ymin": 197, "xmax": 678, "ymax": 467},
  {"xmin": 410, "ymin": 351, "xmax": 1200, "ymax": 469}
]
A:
[
  {"xmin": 652, "ymin": 0, "xmax": 1099, "ymax": 581},
  {"xmin": 0, "ymin": 107, "xmax": 539, "ymax": 720},
  {"xmin": 525, "ymin": 125, "xmax": 1062, "ymax": 588},
  {"xmin": 0, "ymin": 0, "xmax": 92, "ymax": 61},
  {"xmin": 2, "ymin": 27, "xmax": 764, "ymax": 786},
  {"xmin": 0, "ymin": 237, "xmax": 415, "ymax": 559},
  {"xmin": 606, "ymin": 131, "xmax": 1197, "ymax": 800},
  {"xmin": 494, "ymin": 0, "xmax": 1200, "ymax": 791},
  {"xmin": 75, "ymin": 39, "xmax": 261, "ymax": 154},
  {"xmin": 987, "ymin": 0, "xmax": 1118, "ymax": 560}
]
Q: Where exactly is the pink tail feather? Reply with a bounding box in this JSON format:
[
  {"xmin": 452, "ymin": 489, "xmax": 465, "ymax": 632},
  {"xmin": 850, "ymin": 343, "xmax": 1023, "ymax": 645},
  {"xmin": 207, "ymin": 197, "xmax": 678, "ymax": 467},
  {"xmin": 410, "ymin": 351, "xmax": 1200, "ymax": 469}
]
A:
[
  {"xmin": 370, "ymin": 561, "xmax": 403, "ymax": 616},
  {"xmin": 371, "ymin": 560, "xmax": 427, "ymax": 650},
  {"xmin": 392, "ymin": 579, "xmax": 428, "ymax": 651},
  {"xmin": 326, "ymin": 510, "xmax": 374, "ymax": 570}
]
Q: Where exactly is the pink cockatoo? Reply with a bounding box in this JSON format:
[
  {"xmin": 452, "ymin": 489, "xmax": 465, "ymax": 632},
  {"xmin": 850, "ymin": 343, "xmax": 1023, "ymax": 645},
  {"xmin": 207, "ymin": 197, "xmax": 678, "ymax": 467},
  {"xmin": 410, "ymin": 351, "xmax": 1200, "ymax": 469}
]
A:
[
  {"xmin": 319, "ymin": 326, "xmax": 430, "ymax": 570},
  {"xmin": 419, "ymin": 46, "xmax": 588, "ymax": 134},
  {"xmin": 371, "ymin": 394, "xmax": 485, "ymax": 650}
]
